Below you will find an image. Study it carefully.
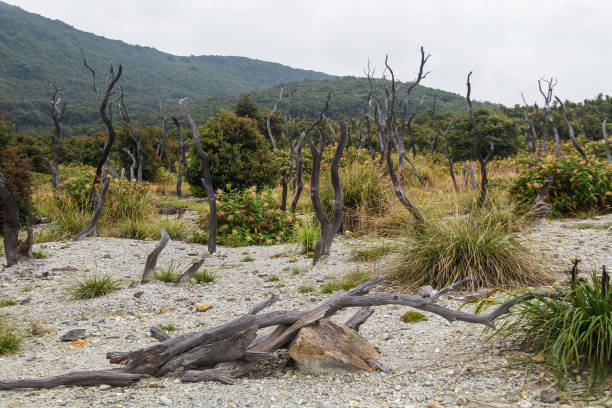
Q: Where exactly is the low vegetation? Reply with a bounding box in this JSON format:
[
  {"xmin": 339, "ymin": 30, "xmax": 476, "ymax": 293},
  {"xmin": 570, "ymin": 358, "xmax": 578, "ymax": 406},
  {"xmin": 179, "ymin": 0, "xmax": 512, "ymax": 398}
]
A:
[
  {"xmin": 193, "ymin": 270, "xmax": 216, "ymax": 284},
  {"xmin": 0, "ymin": 318, "xmax": 22, "ymax": 355},
  {"xmin": 154, "ymin": 260, "xmax": 181, "ymax": 284},
  {"xmin": 294, "ymin": 220, "xmax": 319, "ymax": 254},
  {"xmin": 320, "ymin": 270, "xmax": 371, "ymax": 294},
  {"xmin": 351, "ymin": 244, "xmax": 394, "ymax": 262},
  {"xmin": 69, "ymin": 275, "xmax": 120, "ymax": 299}
]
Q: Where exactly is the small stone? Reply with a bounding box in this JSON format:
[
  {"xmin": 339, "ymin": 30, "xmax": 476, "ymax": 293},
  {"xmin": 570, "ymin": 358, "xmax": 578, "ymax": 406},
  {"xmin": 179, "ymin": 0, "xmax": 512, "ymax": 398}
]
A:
[
  {"xmin": 18, "ymin": 297, "xmax": 32, "ymax": 305},
  {"xmin": 417, "ymin": 285, "xmax": 435, "ymax": 298},
  {"xmin": 133, "ymin": 291, "xmax": 144, "ymax": 298},
  {"xmin": 187, "ymin": 252, "xmax": 198, "ymax": 256},
  {"xmin": 60, "ymin": 328, "xmax": 86, "ymax": 341},
  {"xmin": 195, "ymin": 304, "xmax": 212, "ymax": 312},
  {"xmin": 159, "ymin": 396, "xmax": 172, "ymax": 406},
  {"xmin": 99, "ymin": 384, "xmax": 112, "ymax": 391},
  {"xmin": 102, "ymin": 254, "xmax": 111, "ymax": 259},
  {"xmin": 540, "ymin": 388, "xmax": 558, "ymax": 403},
  {"xmin": 61, "ymin": 319, "xmax": 77, "ymax": 326},
  {"xmin": 26, "ymin": 355, "xmax": 37, "ymax": 361},
  {"xmin": 129, "ymin": 281, "xmax": 139, "ymax": 289},
  {"xmin": 518, "ymin": 400, "xmax": 533, "ymax": 408},
  {"xmin": 394, "ymin": 384, "xmax": 401, "ymax": 391},
  {"xmin": 94, "ymin": 317, "xmax": 106, "ymax": 324}
]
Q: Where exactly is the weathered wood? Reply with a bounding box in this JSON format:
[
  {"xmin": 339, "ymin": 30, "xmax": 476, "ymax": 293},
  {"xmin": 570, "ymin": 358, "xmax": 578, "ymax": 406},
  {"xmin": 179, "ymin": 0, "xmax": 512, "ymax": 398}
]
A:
[
  {"xmin": 244, "ymin": 350, "xmax": 279, "ymax": 362},
  {"xmin": 182, "ymin": 361, "xmax": 253, "ymax": 384},
  {"xmin": 157, "ymin": 326, "xmax": 257, "ymax": 376},
  {"xmin": 555, "ymin": 96, "xmax": 588, "ymax": 162},
  {"xmin": 603, "ymin": 118, "xmax": 612, "ymax": 164},
  {"xmin": 0, "ymin": 171, "xmax": 19, "ymax": 266},
  {"xmin": 538, "ymin": 78, "xmax": 561, "ymax": 158},
  {"xmin": 176, "ymin": 256, "xmax": 208, "ymax": 286},
  {"xmin": 141, "ymin": 227, "xmax": 169, "ymax": 283},
  {"xmin": 172, "ymin": 117, "xmax": 188, "ymax": 197},
  {"xmin": 123, "ymin": 148, "xmax": 136, "ymax": 181},
  {"xmin": 47, "ymin": 83, "xmax": 63, "ymax": 196},
  {"xmin": 365, "ymin": 358, "xmax": 393, "ymax": 373},
  {"xmin": 150, "ymin": 326, "xmax": 171, "ymax": 342},
  {"xmin": 73, "ymin": 176, "xmax": 110, "ymax": 241},
  {"xmin": 248, "ymin": 294, "xmax": 280, "ymax": 315},
  {"xmin": 0, "ymin": 370, "xmax": 142, "ymax": 390},
  {"xmin": 344, "ymin": 306, "xmax": 374, "ymax": 332},
  {"xmin": 531, "ymin": 176, "xmax": 554, "ymax": 217},
  {"xmin": 309, "ymin": 120, "xmax": 348, "ymax": 265},
  {"xmin": 24, "ymin": 215, "xmax": 33, "ymax": 258},
  {"xmin": 258, "ymin": 306, "xmax": 330, "ymax": 352},
  {"xmin": 179, "ymin": 98, "xmax": 217, "ymax": 254}
]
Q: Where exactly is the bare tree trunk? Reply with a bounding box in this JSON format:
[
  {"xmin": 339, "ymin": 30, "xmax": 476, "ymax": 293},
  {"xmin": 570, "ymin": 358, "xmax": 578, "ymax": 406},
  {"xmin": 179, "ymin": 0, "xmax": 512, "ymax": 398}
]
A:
[
  {"xmin": 265, "ymin": 81, "xmax": 282, "ymax": 151},
  {"xmin": 0, "ymin": 171, "xmax": 19, "ymax": 266},
  {"xmin": 123, "ymin": 148, "xmax": 136, "ymax": 181},
  {"xmin": 309, "ymin": 121, "xmax": 348, "ymax": 265},
  {"xmin": 179, "ymin": 98, "xmax": 217, "ymax": 254},
  {"xmin": 25, "ymin": 215, "xmax": 33, "ymax": 259},
  {"xmin": 118, "ymin": 87, "xmax": 143, "ymax": 183},
  {"xmin": 172, "ymin": 117, "xmax": 188, "ymax": 197},
  {"xmin": 105, "ymin": 159, "xmax": 119, "ymax": 179},
  {"xmin": 399, "ymin": 152, "xmax": 426, "ymax": 188},
  {"xmin": 555, "ymin": 96, "xmax": 587, "ymax": 162},
  {"xmin": 603, "ymin": 118, "xmax": 612, "ymax": 164},
  {"xmin": 290, "ymin": 132, "xmax": 306, "ymax": 212},
  {"xmin": 466, "ymin": 72, "xmax": 494, "ymax": 207},
  {"xmin": 141, "ymin": 228, "xmax": 169, "ymax": 284},
  {"xmin": 177, "ymin": 257, "xmax": 208, "ymax": 286},
  {"xmin": 47, "ymin": 83, "xmax": 64, "ymax": 196},
  {"xmin": 73, "ymin": 176, "xmax": 110, "ymax": 241},
  {"xmin": 538, "ymin": 78, "xmax": 561, "ymax": 158},
  {"xmin": 468, "ymin": 162, "xmax": 478, "ymax": 190},
  {"xmin": 280, "ymin": 174, "xmax": 288, "ymax": 212},
  {"xmin": 159, "ymin": 102, "xmax": 171, "ymax": 172}
]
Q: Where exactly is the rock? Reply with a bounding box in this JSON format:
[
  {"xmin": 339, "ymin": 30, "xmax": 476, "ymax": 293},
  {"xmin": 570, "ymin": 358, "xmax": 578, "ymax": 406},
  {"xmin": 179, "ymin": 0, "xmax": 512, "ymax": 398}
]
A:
[
  {"xmin": 159, "ymin": 396, "xmax": 172, "ymax": 406},
  {"xmin": 94, "ymin": 317, "xmax": 106, "ymax": 324},
  {"xmin": 31, "ymin": 323, "xmax": 52, "ymax": 336},
  {"xmin": 540, "ymin": 388, "xmax": 558, "ymax": 403},
  {"xmin": 425, "ymin": 403, "xmax": 444, "ymax": 408},
  {"xmin": 99, "ymin": 384, "xmax": 112, "ymax": 391},
  {"xmin": 61, "ymin": 319, "xmax": 77, "ymax": 326},
  {"xmin": 60, "ymin": 328, "xmax": 86, "ymax": 342},
  {"xmin": 417, "ymin": 285, "xmax": 436, "ymax": 298},
  {"xmin": 18, "ymin": 297, "xmax": 32, "ymax": 305},
  {"xmin": 518, "ymin": 400, "xmax": 533, "ymax": 408},
  {"xmin": 288, "ymin": 318, "xmax": 379, "ymax": 375},
  {"xmin": 133, "ymin": 291, "xmax": 144, "ymax": 298},
  {"xmin": 129, "ymin": 281, "xmax": 139, "ymax": 289},
  {"xmin": 102, "ymin": 254, "xmax": 111, "ymax": 259},
  {"xmin": 195, "ymin": 304, "xmax": 212, "ymax": 312}
]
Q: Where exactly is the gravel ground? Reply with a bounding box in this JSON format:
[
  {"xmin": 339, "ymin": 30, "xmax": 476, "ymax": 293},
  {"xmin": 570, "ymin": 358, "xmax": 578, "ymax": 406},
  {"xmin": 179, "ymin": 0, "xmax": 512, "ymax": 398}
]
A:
[{"xmin": 0, "ymin": 214, "xmax": 610, "ymax": 408}]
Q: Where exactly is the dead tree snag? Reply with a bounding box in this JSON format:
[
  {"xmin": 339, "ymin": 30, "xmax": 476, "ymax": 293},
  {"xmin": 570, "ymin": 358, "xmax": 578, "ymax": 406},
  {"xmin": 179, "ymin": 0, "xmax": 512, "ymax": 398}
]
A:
[
  {"xmin": 0, "ymin": 171, "xmax": 19, "ymax": 266},
  {"xmin": 555, "ymin": 96, "xmax": 588, "ymax": 162},
  {"xmin": 179, "ymin": 98, "xmax": 217, "ymax": 254},
  {"xmin": 45, "ymin": 83, "xmax": 64, "ymax": 196},
  {"xmin": 141, "ymin": 227, "xmax": 169, "ymax": 283},
  {"xmin": 466, "ymin": 72, "xmax": 494, "ymax": 207},
  {"xmin": 538, "ymin": 78, "xmax": 561, "ymax": 158},
  {"xmin": 172, "ymin": 117, "xmax": 188, "ymax": 197},
  {"xmin": 73, "ymin": 176, "xmax": 110, "ymax": 241}
]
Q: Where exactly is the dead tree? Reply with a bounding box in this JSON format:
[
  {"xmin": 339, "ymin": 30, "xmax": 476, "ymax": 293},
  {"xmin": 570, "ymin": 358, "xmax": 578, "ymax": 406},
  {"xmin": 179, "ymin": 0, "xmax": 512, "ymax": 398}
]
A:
[
  {"xmin": 159, "ymin": 101, "xmax": 172, "ymax": 172},
  {"xmin": 119, "ymin": 87, "xmax": 143, "ymax": 183},
  {"xmin": 0, "ymin": 171, "xmax": 19, "ymax": 266},
  {"xmin": 265, "ymin": 79, "xmax": 282, "ymax": 151},
  {"xmin": 309, "ymin": 120, "xmax": 348, "ymax": 265},
  {"xmin": 172, "ymin": 117, "xmax": 188, "ymax": 197},
  {"xmin": 44, "ymin": 83, "xmax": 64, "ymax": 196},
  {"xmin": 366, "ymin": 54, "xmax": 425, "ymax": 226},
  {"xmin": 0, "ymin": 277, "xmax": 560, "ymax": 390},
  {"xmin": 398, "ymin": 95, "xmax": 426, "ymax": 188},
  {"xmin": 76, "ymin": 51, "xmax": 122, "ymax": 240},
  {"xmin": 603, "ymin": 118, "xmax": 612, "ymax": 164},
  {"xmin": 520, "ymin": 93, "xmax": 540, "ymax": 164},
  {"xmin": 468, "ymin": 162, "xmax": 478, "ymax": 190},
  {"xmin": 179, "ymin": 98, "xmax": 217, "ymax": 254},
  {"xmin": 555, "ymin": 96, "xmax": 587, "ymax": 162},
  {"xmin": 73, "ymin": 176, "xmax": 110, "ymax": 241},
  {"xmin": 439, "ymin": 120, "xmax": 458, "ymax": 192},
  {"xmin": 466, "ymin": 72, "xmax": 494, "ymax": 207},
  {"xmin": 123, "ymin": 148, "xmax": 136, "ymax": 181},
  {"xmin": 538, "ymin": 78, "xmax": 561, "ymax": 158}
]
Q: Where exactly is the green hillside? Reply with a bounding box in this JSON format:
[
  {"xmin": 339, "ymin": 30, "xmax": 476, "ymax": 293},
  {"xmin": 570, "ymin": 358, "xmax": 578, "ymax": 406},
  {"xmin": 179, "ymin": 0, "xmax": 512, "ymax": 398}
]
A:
[{"xmin": 0, "ymin": 1, "xmax": 333, "ymax": 132}]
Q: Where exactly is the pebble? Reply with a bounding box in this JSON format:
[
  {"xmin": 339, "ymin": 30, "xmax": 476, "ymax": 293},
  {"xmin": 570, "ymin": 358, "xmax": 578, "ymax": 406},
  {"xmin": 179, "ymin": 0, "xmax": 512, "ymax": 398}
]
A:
[
  {"xmin": 159, "ymin": 396, "xmax": 172, "ymax": 406},
  {"xmin": 540, "ymin": 387, "xmax": 558, "ymax": 403},
  {"xmin": 518, "ymin": 400, "xmax": 533, "ymax": 408}
]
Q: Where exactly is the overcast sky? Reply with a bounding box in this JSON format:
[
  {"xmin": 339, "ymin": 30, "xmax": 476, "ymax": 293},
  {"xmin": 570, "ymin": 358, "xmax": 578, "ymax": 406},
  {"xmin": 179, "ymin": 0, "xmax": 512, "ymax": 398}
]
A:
[{"xmin": 5, "ymin": 0, "xmax": 611, "ymax": 106}]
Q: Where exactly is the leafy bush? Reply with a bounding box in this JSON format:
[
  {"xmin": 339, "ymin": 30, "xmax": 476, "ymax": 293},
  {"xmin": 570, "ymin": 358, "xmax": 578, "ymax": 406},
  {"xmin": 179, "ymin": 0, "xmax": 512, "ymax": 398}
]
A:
[
  {"xmin": 511, "ymin": 157, "xmax": 612, "ymax": 217},
  {"xmin": 186, "ymin": 109, "xmax": 282, "ymax": 195},
  {"xmin": 206, "ymin": 187, "xmax": 296, "ymax": 247},
  {"xmin": 496, "ymin": 267, "xmax": 612, "ymax": 389},
  {"xmin": 389, "ymin": 212, "xmax": 548, "ymax": 289},
  {"xmin": 0, "ymin": 318, "xmax": 22, "ymax": 355},
  {"xmin": 69, "ymin": 275, "xmax": 119, "ymax": 299}
]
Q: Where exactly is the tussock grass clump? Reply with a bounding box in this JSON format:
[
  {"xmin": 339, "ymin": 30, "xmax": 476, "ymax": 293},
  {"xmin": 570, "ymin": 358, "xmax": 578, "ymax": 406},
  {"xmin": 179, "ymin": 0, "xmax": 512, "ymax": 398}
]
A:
[
  {"xmin": 400, "ymin": 311, "xmax": 428, "ymax": 323},
  {"xmin": 389, "ymin": 212, "xmax": 547, "ymax": 290},
  {"xmin": 294, "ymin": 220, "xmax": 319, "ymax": 254},
  {"xmin": 154, "ymin": 260, "xmax": 181, "ymax": 283},
  {"xmin": 193, "ymin": 270, "xmax": 216, "ymax": 284},
  {"xmin": 351, "ymin": 244, "xmax": 394, "ymax": 262},
  {"xmin": 321, "ymin": 270, "xmax": 371, "ymax": 294},
  {"xmin": 297, "ymin": 285, "xmax": 314, "ymax": 293},
  {"xmin": 0, "ymin": 318, "xmax": 22, "ymax": 355},
  {"xmin": 0, "ymin": 298, "xmax": 16, "ymax": 307},
  {"xmin": 69, "ymin": 275, "xmax": 119, "ymax": 299},
  {"xmin": 268, "ymin": 275, "xmax": 280, "ymax": 282},
  {"xmin": 158, "ymin": 323, "xmax": 177, "ymax": 332},
  {"xmin": 496, "ymin": 268, "xmax": 612, "ymax": 389}
]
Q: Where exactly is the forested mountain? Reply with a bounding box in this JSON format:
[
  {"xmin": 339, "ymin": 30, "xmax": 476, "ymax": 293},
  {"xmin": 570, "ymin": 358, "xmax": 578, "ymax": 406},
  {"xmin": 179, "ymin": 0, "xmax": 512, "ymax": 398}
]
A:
[
  {"xmin": 0, "ymin": 1, "xmax": 497, "ymax": 135},
  {"xmin": 0, "ymin": 1, "xmax": 333, "ymax": 131}
]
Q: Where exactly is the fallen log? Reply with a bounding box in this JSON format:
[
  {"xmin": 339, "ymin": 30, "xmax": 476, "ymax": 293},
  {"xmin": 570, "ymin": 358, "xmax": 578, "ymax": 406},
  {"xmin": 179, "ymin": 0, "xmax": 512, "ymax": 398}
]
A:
[{"xmin": 0, "ymin": 277, "xmax": 553, "ymax": 390}]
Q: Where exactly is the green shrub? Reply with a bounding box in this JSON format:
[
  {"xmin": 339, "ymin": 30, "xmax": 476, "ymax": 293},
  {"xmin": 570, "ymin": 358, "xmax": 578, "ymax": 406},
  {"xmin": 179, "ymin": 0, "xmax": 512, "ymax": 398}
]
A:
[
  {"xmin": 193, "ymin": 270, "xmax": 216, "ymax": 284},
  {"xmin": 0, "ymin": 298, "xmax": 16, "ymax": 307},
  {"xmin": 207, "ymin": 187, "xmax": 296, "ymax": 247},
  {"xmin": 294, "ymin": 220, "xmax": 319, "ymax": 254},
  {"xmin": 0, "ymin": 318, "xmax": 22, "ymax": 355},
  {"xmin": 158, "ymin": 323, "xmax": 177, "ymax": 332},
  {"xmin": 268, "ymin": 275, "xmax": 280, "ymax": 282},
  {"xmin": 496, "ymin": 268, "xmax": 612, "ymax": 389},
  {"xmin": 297, "ymin": 285, "xmax": 314, "ymax": 293},
  {"xmin": 69, "ymin": 275, "xmax": 119, "ymax": 299},
  {"xmin": 511, "ymin": 157, "xmax": 612, "ymax": 217},
  {"xmin": 241, "ymin": 256, "xmax": 255, "ymax": 262},
  {"xmin": 389, "ymin": 213, "xmax": 548, "ymax": 290},
  {"xmin": 32, "ymin": 248, "xmax": 49, "ymax": 259},
  {"xmin": 185, "ymin": 109, "xmax": 282, "ymax": 195},
  {"xmin": 400, "ymin": 311, "xmax": 428, "ymax": 323}
]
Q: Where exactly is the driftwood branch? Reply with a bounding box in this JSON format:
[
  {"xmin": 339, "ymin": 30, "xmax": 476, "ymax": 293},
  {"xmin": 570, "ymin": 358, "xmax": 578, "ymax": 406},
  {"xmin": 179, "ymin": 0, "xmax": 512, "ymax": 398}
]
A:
[
  {"xmin": 150, "ymin": 326, "xmax": 171, "ymax": 342},
  {"xmin": 141, "ymin": 227, "xmax": 170, "ymax": 283},
  {"xmin": 0, "ymin": 370, "xmax": 142, "ymax": 390},
  {"xmin": 176, "ymin": 256, "xmax": 208, "ymax": 286}
]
